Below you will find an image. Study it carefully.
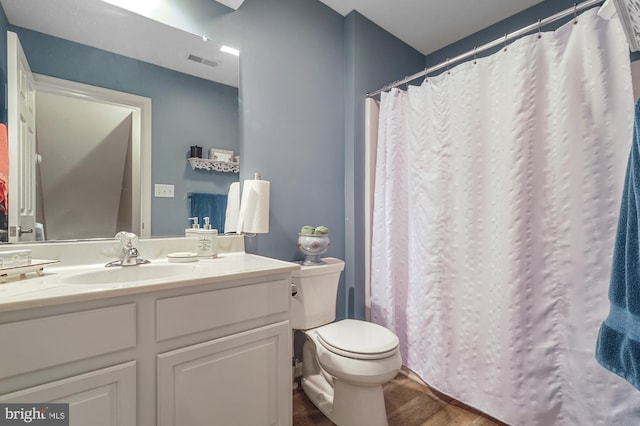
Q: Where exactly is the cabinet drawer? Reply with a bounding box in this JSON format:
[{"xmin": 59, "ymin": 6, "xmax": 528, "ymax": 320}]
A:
[
  {"xmin": 156, "ymin": 279, "xmax": 289, "ymax": 341},
  {"xmin": 0, "ymin": 304, "xmax": 136, "ymax": 379}
]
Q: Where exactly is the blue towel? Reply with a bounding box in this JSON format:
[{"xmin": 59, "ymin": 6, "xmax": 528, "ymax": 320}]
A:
[
  {"xmin": 190, "ymin": 193, "xmax": 227, "ymax": 232},
  {"xmin": 595, "ymin": 99, "xmax": 640, "ymax": 390}
]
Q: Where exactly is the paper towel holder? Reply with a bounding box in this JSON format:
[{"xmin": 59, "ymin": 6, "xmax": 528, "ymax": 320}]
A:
[{"xmin": 236, "ymin": 172, "xmax": 269, "ymax": 237}]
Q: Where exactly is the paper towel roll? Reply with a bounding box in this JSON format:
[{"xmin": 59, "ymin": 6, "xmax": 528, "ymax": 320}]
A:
[
  {"xmin": 236, "ymin": 179, "xmax": 270, "ymax": 234},
  {"xmin": 224, "ymin": 182, "xmax": 240, "ymax": 233}
]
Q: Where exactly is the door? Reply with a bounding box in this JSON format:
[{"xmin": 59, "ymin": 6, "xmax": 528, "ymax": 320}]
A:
[
  {"xmin": 7, "ymin": 31, "xmax": 36, "ymax": 242},
  {"xmin": 0, "ymin": 361, "xmax": 137, "ymax": 426},
  {"xmin": 157, "ymin": 321, "xmax": 291, "ymax": 426}
]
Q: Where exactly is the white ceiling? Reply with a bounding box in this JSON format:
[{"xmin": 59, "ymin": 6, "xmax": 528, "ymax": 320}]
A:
[{"xmin": 318, "ymin": 0, "xmax": 546, "ymax": 55}]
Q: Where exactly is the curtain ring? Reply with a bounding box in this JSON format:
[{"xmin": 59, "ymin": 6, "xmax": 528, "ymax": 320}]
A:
[
  {"xmin": 537, "ymin": 19, "xmax": 542, "ymax": 39},
  {"xmin": 573, "ymin": 3, "xmax": 578, "ymax": 24},
  {"xmin": 473, "ymin": 46, "xmax": 477, "ymax": 64},
  {"xmin": 503, "ymin": 34, "xmax": 508, "ymax": 51}
]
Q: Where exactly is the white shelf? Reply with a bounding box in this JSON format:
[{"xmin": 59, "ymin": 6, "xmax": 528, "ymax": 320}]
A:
[{"xmin": 188, "ymin": 158, "xmax": 239, "ymax": 173}]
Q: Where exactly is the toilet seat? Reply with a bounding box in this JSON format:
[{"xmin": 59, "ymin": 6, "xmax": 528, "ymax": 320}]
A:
[{"xmin": 315, "ymin": 319, "xmax": 399, "ymax": 360}]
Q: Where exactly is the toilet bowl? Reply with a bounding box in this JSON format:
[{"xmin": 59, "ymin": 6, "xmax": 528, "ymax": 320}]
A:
[
  {"xmin": 301, "ymin": 320, "xmax": 402, "ymax": 426},
  {"xmin": 291, "ymin": 258, "xmax": 401, "ymax": 426}
]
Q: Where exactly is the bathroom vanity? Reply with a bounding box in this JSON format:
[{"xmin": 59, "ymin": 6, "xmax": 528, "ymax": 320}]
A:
[{"xmin": 0, "ymin": 237, "xmax": 298, "ymax": 426}]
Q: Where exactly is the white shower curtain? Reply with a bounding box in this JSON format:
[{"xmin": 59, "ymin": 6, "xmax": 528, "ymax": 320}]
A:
[{"xmin": 371, "ymin": 8, "xmax": 640, "ymax": 426}]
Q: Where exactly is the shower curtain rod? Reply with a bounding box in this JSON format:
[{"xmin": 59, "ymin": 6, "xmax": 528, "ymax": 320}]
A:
[{"xmin": 367, "ymin": 0, "xmax": 604, "ymax": 97}]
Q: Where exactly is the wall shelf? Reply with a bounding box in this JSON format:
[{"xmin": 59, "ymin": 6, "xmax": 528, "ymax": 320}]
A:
[{"xmin": 188, "ymin": 157, "xmax": 239, "ymax": 173}]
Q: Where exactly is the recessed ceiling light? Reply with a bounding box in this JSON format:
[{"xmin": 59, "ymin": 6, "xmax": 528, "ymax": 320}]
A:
[
  {"xmin": 220, "ymin": 45, "xmax": 240, "ymax": 56},
  {"xmin": 101, "ymin": 0, "xmax": 160, "ymax": 16},
  {"xmin": 215, "ymin": 0, "xmax": 245, "ymax": 11}
]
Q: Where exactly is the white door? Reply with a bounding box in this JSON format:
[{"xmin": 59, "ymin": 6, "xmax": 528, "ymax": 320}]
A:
[
  {"xmin": 157, "ymin": 321, "xmax": 291, "ymax": 426},
  {"xmin": 7, "ymin": 31, "xmax": 36, "ymax": 242},
  {"xmin": 0, "ymin": 361, "xmax": 137, "ymax": 426}
]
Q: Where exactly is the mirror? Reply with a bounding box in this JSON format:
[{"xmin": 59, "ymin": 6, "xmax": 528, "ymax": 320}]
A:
[{"xmin": 0, "ymin": 0, "xmax": 240, "ymax": 243}]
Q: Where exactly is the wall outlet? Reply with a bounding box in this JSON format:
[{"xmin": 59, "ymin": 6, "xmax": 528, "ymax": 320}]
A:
[{"xmin": 154, "ymin": 184, "xmax": 175, "ymax": 198}]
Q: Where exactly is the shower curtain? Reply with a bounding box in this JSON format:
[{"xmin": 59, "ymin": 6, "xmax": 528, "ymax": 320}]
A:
[{"xmin": 371, "ymin": 9, "xmax": 640, "ymax": 425}]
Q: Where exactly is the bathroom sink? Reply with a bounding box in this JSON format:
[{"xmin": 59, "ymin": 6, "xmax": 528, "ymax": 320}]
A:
[{"xmin": 62, "ymin": 263, "xmax": 195, "ymax": 285}]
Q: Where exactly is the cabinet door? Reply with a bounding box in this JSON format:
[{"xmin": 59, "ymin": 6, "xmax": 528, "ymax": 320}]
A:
[
  {"xmin": 0, "ymin": 361, "xmax": 136, "ymax": 426},
  {"xmin": 158, "ymin": 321, "xmax": 291, "ymax": 426}
]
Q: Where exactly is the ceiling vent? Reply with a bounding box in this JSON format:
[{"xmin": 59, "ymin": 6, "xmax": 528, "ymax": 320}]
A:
[{"xmin": 186, "ymin": 53, "xmax": 219, "ymax": 68}]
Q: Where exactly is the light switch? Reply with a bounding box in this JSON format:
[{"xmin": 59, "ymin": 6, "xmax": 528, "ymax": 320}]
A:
[{"xmin": 154, "ymin": 184, "xmax": 175, "ymax": 198}]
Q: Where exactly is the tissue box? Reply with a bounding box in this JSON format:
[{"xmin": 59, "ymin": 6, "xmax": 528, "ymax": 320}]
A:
[{"xmin": 0, "ymin": 249, "xmax": 32, "ymax": 268}]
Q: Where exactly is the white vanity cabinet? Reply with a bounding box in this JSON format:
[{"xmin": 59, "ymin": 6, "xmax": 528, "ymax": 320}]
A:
[{"xmin": 0, "ymin": 257, "xmax": 295, "ymax": 426}]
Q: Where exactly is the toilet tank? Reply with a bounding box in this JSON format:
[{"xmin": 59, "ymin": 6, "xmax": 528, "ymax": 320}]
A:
[{"xmin": 290, "ymin": 257, "xmax": 345, "ymax": 330}]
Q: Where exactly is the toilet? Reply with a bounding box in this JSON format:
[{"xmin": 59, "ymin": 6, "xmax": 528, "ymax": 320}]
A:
[{"xmin": 291, "ymin": 258, "xmax": 401, "ymax": 426}]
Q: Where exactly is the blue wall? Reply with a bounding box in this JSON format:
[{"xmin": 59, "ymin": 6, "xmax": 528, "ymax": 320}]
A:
[
  {"xmin": 227, "ymin": 0, "xmax": 348, "ymax": 265},
  {"xmin": 9, "ymin": 26, "xmax": 239, "ymax": 237}
]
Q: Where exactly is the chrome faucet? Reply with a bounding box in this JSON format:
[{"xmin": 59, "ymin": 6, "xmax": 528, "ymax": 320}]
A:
[{"xmin": 105, "ymin": 231, "xmax": 150, "ymax": 267}]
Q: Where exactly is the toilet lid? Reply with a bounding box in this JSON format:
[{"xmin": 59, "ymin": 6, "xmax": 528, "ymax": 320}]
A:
[{"xmin": 315, "ymin": 319, "xmax": 399, "ymax": 360}]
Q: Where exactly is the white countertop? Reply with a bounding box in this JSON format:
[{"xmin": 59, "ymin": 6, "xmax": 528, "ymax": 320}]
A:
[{"xmin": 0, "ymin": 252, "xmax": 300, "ymax": 313}]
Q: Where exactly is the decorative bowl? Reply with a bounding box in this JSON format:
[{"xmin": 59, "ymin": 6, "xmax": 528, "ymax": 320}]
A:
[{"xmin": 297, "ymin": 233, "xmax": 330, "ymax": 265}]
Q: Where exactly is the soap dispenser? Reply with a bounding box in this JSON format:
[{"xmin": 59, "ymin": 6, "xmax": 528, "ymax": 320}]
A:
[
  {"xmin": 185, "ymin": 216, "xmax": 200, "ymax": 246},
  {"xmin": 198, "ymin": 217, "xmax": 218, "ymax": 258}
]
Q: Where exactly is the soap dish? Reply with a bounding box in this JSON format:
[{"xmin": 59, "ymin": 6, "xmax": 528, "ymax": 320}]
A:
[
  {"xmin": 0, "ymin": 259, "xmax": 60, "ymax": 283},
  {"xmin": 0, "ymin": 249, "xmax": 33, "ymax": 268},
  {"xmin": 167, "ymin": 252, "xmax": 199, "ymax": 263}
]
